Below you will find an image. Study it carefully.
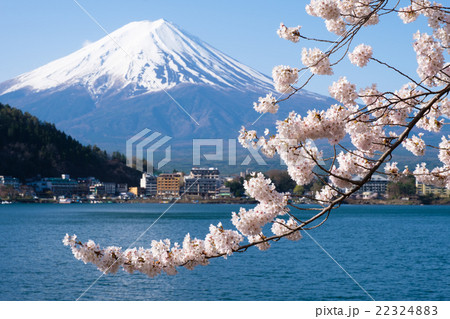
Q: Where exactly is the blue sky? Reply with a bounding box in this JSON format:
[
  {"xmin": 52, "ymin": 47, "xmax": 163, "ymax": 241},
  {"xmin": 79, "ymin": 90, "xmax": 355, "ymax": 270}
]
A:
[{"xmin": 0, "ymin": 0, "xmax": 432, "ymax": 96}]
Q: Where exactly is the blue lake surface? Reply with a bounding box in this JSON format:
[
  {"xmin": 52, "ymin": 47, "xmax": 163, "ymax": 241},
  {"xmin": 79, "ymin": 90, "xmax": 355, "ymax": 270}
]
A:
[{"xmin": 0, "ymin": 203, "xmax": 448, "ymax": 301}]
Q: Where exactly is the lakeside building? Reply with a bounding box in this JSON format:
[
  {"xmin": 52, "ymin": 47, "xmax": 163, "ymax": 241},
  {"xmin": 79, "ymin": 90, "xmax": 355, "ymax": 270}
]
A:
[
  {"xmin": 89, "ymin": 183, "xmax": 106, "ymax": 196},
  {"xmin": 75, "ymin": 177, "xmax": 100, "ymax": 195},
  {"xmin": 116, "ymin": 183, "xmax": 128, "ymax": 194},
  {"xmin": 0, "ymin": 176, "xmax": 21, "ymax": 189},
  {"xmin": 216, "ymin": 185, "xmax": 232, "ymax": 198},
  {"xmin": 416, "ymin": 181, "xmax": 450, "ymax": 197},
  {"xmin": 104, "ymin": 182, "xmax": 116, "ymax": 195},
  {"xmin": 184, "ymin": 168, "xmax": 221, "ymax": 198},
  {"xmin": 189, "ymin": 168, "xmax": 220, "ymax": 179},
  {"xmin": 157, "ymin": 172, "xmax": 184, "ymax": 197},
  {"xmin": 26, "ymin": 174, "xmax": 126, "ymax": 198},
  {"xmin": 355, "ymin": 174, "xmax": 389, "ymax": 195},
  {"xmin": 89, "ymin": 182, "xmax": 118, "ymax": 197},
  {"xmin": 28, "ymin": 174, "xmax": 78, "ymax": 196},
  {"xmin": 140, "ymin": 173, "xmax": 157, "ymax": 197}
]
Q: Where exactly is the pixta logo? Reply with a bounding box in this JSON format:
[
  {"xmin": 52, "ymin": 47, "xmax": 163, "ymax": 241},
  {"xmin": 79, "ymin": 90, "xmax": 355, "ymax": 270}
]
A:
[
  {"xmin": 127, "ymin": 130, "xmax": 325, "ymax": 171},
  {"xmin": 126, "ymin": 129, "xmax": 172, "ymax": 173}
]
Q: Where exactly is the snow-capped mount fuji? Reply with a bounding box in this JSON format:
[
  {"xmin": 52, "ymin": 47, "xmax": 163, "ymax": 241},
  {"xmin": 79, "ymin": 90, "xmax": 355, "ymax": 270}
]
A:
[
  {"xmin": 0, "ymin": 19, "xmax": 334, "ymax": 169},
  {"xmin": 1, "ymin": 19, "xmax": 272, "ymax": 98}
]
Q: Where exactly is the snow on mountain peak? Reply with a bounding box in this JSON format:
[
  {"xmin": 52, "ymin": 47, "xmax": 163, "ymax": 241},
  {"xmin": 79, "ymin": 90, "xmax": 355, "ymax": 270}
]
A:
[{"xmin": 1, "ymin": 19, "xmax": 273, "ymax": 97}]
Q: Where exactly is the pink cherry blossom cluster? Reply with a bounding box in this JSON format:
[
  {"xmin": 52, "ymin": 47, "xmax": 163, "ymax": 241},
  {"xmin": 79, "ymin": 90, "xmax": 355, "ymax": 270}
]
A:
[
  {"xmin": 315, "ymin": 185, "xmax": 338, "ymax": 203},
  {"xmin": 281, "ymin": 142, "xmax": 320, "ymax": 186},
  {"xmin": 413, "ymin": 31, "xmax": 445, "ymax": 86},
  {"xmin": 329, "ymin": 76, "xmax": 358, "ymax": 106},
  {"xmin": 272, "ymin": 65, "xmax": 299, "ymax": 93},
  {"xmin": 438, "ymin": 136, "xmax": 450, "ymax": 166},
  {"xmin": 306, "ymin": 0, "xmax": 379, "ymax": 30},
  {"xmin": 399, "ymin": 1, "xmax": 447, "ymax": 30},
  {"xmin": 280, "ymin": 0, "xmax": 383, "ymax": 77},
  {"xmin": 398, "ymin": 5, "xmax": 420, "ymax": 23},
  {"xmin": 434, "ymin": 27, "xmax": 449, "ymax": 53},
  {"xmin": 301, "ymin": 48, "xmax": 333, "ymax": 75},
  {"xmin": 325, "ymin": 18, "xmax": 347, "ymax": 35},
  {"xmin": 306, "ymin": 0, "xmax": 340, "ymax": 21},
  {"xmin": 271, "ymin": 218, "xmax": 302, "ymax": 241},
  {"xmin": 413, "ymin": 163, "xmax": 450, "ymax": 188},
  {"xmin": 402, "ymin": 133, "xmax": 426, "ymax": 156},
  {"xmin": 397, "ymin": 1, "xmax": 449, "ymax": 86},
  {"xmin": 238, "ymin": 126, "xmax": 258, "ymax": 149},
  {"xmin": 345, "ymin": 118, "xmax": 387, "ymax": 155},
  {"xmin": 231, "ymin": 173, "xmax": 289, "ymax": 235},
  {"xmin": 359, "ymin": 83, "xmax": 382, "ymax": 105},
  {"xmin": 253, "ymin": 93, "xmax": 279, "ymax": 114},
  {"xmin": 63, "ymin": 221, "xmax": 244, "ymax": 277},
  {"xmin": 415, "ymin": 97, "xmax": 450, "ymax": 132},
  {"xmin": 204, "ymin": 223, "xmax": 244, "ymax": 257},
  {"xmin": 416, "ymin": 116, "xmax": 443, "ymax": 132},
  {"xmin": 276, "ymin": 105, "xmax": 350, "ymax": 145},
  {"xmin": 336, "ymin": 150, "xmax": 375, "ymax": 177},
  {"xmin": 441, "ymin": 98, "xmax": 450, "ymax": 117},
  {"xmin": 330, "ymin": 165, "xmax": 353, "ymax": 189},
  {"xmin": 380, "ymin": 84, "xmax": 421, "ymax": 126},
  {"xmin": 416, "ymin": 103, "xmax": 442, "ymax": 132},
  {"xmin": 247, "ymin": 234, "xmax": 271, "ymax": 251},
  {"xmin": 384, "ymin": 163, "xmax": 414, "ymax": 182},
  {"xmin": 63, "ymin": 173, "xmax": 303, "ymax": 276},
  {"xmin": 63, "ymin": 235, "xmax": 125, "ymax": 275},
  {"xmin": 384, "ymin": 162, "xmax": 402, "ymax": 182},
  {"xmin": 357, "ymin": 83, "xmax": 427, "ymax": 140},
  {"xmin": 329, "ymin": 150, "xmax": 375, "ymax": 189},
  {"xmin": 277, "ymin": 23, "xmax": 301, "ymax": 43},
  {"xmin": 340, "ymin": 0, "xmax": 380, "ymax": 26},
  {"xmin": 239, "ymin": 121, "xmax": 323, "ymax": 186},
  {"xmin": 348, "ymin": 44, "xmax": 373, "ymax": 68},
  {"xmin": 232, "ymin": 173, "xmax": 297, "ymax": 243}
]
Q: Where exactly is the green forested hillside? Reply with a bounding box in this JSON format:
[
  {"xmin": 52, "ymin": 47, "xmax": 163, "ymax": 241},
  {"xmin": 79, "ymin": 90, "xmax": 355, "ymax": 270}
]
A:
[{"xmin": 0, "ymin": 103, "xmax": 140, "ymax": 185}]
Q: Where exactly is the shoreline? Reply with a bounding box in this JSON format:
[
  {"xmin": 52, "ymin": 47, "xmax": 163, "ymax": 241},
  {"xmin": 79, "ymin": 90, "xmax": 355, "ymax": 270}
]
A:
[{"xmin": 2, "ymin": 197, "xmax": 449, "ymax": 205}]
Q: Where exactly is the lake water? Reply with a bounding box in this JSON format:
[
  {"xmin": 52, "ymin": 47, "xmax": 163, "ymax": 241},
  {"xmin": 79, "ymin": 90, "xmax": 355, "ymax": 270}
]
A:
[{"xmin": 0, "ymin": 203, "xmax": 448, "ymax": 301}]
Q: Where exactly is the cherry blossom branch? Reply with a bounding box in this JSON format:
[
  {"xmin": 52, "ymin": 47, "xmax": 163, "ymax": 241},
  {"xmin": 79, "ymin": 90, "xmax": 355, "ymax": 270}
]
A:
[{"xmin": 64, "ymin": 0, "xmax": 450, "ymax": 280}]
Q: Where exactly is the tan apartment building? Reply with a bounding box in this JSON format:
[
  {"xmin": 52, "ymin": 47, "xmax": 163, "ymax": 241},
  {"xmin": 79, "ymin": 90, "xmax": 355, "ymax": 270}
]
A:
[
  {"xmin": 416, "ymin": 180, "xmax": 450, "ymax": 197},
  {"xmin": 157, "ymin": 173, "xmax": 183, "ymax": 197}
]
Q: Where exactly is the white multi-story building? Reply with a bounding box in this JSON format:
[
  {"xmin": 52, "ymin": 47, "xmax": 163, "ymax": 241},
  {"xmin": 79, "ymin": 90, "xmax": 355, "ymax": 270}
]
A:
[
  {"xmin": 184, "ymin": 168, "xmax": 221, "ymax": 198},
  {"xmin": 189, "ymin": 167, "xmax": 220, "ymax": 179},
  {"xmin": 140, "ymin": 173, "xmax": 157, "ymax": 196},
  {"xmin": 357, "ymin": 174, "xmax": 389, "ymax": 195}
]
